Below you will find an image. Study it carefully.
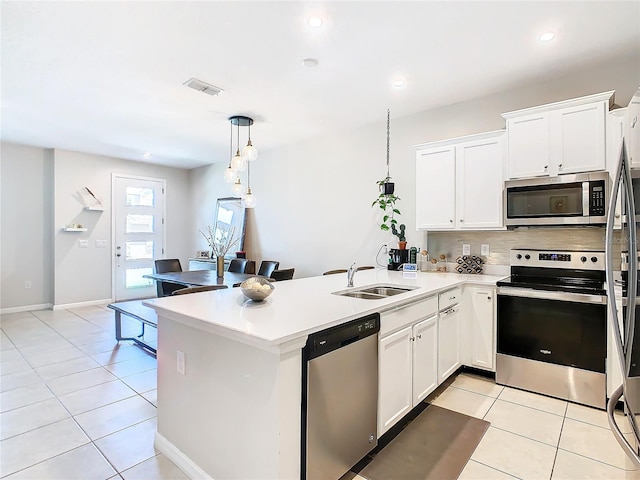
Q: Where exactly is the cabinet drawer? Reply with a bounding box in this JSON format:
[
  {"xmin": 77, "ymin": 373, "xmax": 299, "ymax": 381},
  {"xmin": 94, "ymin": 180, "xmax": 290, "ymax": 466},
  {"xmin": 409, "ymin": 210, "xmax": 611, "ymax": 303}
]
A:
[
  {"xmin": 380, "ymin": 296, "xmax": 438, "ymax": 337},
  {"xmin": 439, "ymin": 288, "xmax": 462, "ymax": 310}
]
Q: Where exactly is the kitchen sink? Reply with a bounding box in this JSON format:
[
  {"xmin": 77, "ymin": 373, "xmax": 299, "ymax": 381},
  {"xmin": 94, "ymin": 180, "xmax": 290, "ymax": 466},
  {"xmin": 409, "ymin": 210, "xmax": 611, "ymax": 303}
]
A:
[{"xmin": 332, "ymin": 284, "xmax": 418, "ymax": 300}]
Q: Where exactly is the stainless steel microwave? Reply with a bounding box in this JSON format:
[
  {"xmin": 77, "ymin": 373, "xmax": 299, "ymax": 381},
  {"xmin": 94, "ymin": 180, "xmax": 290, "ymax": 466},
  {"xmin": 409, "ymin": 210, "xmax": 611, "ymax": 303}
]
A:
[{"xmin": 504, "ymin": 171, "xmax": 609, "ymax": 226}]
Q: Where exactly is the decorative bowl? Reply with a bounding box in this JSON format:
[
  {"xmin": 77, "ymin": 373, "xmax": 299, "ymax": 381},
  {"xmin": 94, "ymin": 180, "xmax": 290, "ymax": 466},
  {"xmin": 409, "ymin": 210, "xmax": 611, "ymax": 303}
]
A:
[{"xmin": 240, "ymin": 276, "xmax": 275, "ymax": 302}]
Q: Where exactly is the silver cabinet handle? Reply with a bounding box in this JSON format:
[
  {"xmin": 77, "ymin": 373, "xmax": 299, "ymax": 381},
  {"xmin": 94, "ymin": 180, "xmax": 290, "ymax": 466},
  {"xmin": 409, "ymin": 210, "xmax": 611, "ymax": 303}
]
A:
[
  {"xmin": 544, "ymin": 165, "xmax": 548, "ymax": 169},
  {"xmin": 459, "ymin": 219, "xmax": 464, "ymax": 223},
  {"xmin": 558, "ymin": 163, "xmax": 563, "ymax": 168},
  {"xmin": 449, "ymin": 219, "xmax": 453, "ymax": 223}
]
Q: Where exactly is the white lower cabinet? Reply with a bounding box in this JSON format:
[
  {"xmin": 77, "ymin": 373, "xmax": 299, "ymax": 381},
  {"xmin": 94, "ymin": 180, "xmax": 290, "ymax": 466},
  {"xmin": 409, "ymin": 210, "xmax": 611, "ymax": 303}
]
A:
[
  {"xmin": 412, "ymin": 315, "xmax": 438, "ymax": 404},
  {"xmin": 378, "ymin": 326, "xmax": 413, "ymax": 436},
  {"xmin": 468, "ymin": 287, "xmax": 496, "ymax": 371},
  {"xmin": 378, "ymin": 297, "xmax": 438, "ymax": 437},
  {"xmin": 437, "ymin": 304, "xmax": 460, "ymax": 383}
]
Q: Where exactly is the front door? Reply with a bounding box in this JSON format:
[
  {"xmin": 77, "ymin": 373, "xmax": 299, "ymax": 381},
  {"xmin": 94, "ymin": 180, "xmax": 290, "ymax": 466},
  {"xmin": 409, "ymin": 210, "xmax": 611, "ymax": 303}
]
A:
[{"xmin": 113, "ymin": 175, "xmax": 166, "ymax": 301}]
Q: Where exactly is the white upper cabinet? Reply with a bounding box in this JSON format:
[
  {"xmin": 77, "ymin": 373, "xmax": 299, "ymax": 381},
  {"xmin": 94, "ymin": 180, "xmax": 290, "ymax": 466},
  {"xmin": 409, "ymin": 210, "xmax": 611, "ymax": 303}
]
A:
[
  {"xmin": 415, "ymin": 131, "xmax": 505, "ymax": 231},
  {"xmin": 502, "ymin": 91, "xmax": 614, "ymax": 179}
]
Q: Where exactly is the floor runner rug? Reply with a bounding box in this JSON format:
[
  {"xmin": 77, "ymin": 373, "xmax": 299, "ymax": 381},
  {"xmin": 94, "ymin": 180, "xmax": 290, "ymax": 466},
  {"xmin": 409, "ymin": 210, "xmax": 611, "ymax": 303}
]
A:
[{"xmin": 357, "ymin": 405, "xmax": 490, "ymax": 480}]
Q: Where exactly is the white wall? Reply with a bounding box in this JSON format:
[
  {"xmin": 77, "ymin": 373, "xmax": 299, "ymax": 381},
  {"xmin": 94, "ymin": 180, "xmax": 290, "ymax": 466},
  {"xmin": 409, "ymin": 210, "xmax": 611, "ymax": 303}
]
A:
[
  {"xmin": 190, "ymin": 55, "xmax": 640, "ymax": 278},
  {"xmin": 0, "ymin": 143, "xmax": 54, "ymax": 310},
  {"xmin": 1, "ymin": 144, "xmax": 191, "ymax": 310}
]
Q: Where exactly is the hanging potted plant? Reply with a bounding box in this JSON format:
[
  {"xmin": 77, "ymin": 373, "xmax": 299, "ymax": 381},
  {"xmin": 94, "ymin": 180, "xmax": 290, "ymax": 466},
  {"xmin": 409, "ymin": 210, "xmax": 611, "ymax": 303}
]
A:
[{"xmin": 372, "ymin": 109, "xmax": 406, "ymax": 248}]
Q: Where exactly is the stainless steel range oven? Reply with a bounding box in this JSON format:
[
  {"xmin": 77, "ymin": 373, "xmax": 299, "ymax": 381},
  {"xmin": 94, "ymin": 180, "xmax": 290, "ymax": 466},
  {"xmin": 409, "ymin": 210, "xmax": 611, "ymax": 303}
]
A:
[{"xmin": 496, "ymin": 249, "xmax": 608, "ymax": 409}]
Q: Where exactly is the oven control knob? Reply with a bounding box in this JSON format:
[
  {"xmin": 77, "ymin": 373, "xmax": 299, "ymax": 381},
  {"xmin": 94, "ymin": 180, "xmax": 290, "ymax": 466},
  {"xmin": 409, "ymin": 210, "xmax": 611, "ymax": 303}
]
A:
[
  {"xmin": 516, "ymin": 254, "xmax": 522, "ymax": 260},
  {"xmin": 524, "ymin": 254, "xmax": 531, "ymax": 260},
  {"xmin": 591, "ymin": 256, "xmax": 598, "ymax": 263},
  {"xmin": 581, "ymin": 256, "xmax": 587, "ymax": 262}
]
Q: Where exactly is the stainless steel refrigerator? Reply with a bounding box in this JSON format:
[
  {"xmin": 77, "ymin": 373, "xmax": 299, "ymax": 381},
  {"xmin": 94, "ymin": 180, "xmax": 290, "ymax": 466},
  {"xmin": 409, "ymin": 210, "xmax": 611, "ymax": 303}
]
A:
[{"xmin": 605, "ymin": 137, "xmax": 640, "ymax": 467}]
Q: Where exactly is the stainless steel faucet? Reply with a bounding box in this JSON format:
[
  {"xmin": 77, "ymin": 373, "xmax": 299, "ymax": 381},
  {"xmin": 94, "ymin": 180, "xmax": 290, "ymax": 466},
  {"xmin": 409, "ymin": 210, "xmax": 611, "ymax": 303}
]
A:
[{"xmin": 347, "ymin": 262, "xmax": 356, "ymax": 287}]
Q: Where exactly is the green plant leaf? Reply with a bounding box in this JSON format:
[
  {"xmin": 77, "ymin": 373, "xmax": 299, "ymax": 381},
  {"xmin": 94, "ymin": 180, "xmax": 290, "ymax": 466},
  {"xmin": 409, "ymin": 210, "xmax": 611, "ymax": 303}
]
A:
[{"xmin": 380, "ymin": 224, "xmax": 389, "ymax": 231}]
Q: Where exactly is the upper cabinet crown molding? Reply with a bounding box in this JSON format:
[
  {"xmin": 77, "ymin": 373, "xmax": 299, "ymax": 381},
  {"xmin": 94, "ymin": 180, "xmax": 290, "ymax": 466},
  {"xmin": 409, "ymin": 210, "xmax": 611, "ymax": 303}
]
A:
[
  {"xmin": 501, "ymin": 90, "xmax": 615, "ymax": 120},
  {"xmin": 413, "ymin": 129, "xmax": 506, "ymax": 150}
]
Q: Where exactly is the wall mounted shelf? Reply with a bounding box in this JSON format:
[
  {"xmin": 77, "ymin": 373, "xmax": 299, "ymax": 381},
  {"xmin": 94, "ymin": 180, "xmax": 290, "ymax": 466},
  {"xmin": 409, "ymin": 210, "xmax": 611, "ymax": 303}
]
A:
[
  {"xmin": 84, "ymin": 206, "xmax": 104, "ymax": 211},
  {"xmin": 62, "ymin": 227, "xmax": 88, "ymax": 232}
]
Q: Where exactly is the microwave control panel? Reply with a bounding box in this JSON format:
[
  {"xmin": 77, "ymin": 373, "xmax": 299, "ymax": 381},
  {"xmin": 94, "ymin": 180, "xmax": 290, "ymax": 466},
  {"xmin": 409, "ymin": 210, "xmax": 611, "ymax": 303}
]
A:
[{"xmin": 590, "ymin": 181, "xmax": 606, "ymax": 216}]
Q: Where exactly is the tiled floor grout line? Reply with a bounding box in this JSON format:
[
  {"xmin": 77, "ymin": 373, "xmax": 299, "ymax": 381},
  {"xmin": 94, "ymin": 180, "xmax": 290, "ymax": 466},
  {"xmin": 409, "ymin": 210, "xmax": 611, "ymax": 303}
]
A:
[{"xmin": 547, "ymin": 402, "xmax": 569, "ymax": 480}]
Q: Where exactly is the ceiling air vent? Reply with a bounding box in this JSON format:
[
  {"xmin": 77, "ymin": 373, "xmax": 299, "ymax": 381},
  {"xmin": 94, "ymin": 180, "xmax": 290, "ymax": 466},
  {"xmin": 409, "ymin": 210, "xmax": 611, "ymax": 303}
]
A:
[{"xmin": 183, "ymin": 78, "xmax": 223, "ymax": 96}]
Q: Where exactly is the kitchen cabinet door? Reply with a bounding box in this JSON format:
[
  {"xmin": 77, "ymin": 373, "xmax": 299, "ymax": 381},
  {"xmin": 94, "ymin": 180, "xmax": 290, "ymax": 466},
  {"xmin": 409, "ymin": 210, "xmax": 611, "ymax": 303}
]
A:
[
  {"xmin": 412, "ymin": 315, "xmax": 438, "ymax": 404},
  {"xmin": 378, "ymin": 326, "xmax": 413, "ymax": 437},
  {"xmin": 506, "ymin": 112, "xmax": 550, "ymax": 179},
  {"xmin": 469, "ymin": 287, "xmax": 495, "ymax": 371},
  {"xmin": 438, "ymin": 305, "xmax": 460, "ymax": 383},
  {"xmin": 551, "ymin": 101, "xmax": 607, "ymax": 175},
  {"xmin": 415, "ymin": 146, "xmax": 456, "ymax": 229},
  {"xmin": 456, "ymin": 136, "xmax": 504, "ymax": 229},
  {"xmin": 629, "ymin": 89, "xmax": 640, "ymax": 168}
]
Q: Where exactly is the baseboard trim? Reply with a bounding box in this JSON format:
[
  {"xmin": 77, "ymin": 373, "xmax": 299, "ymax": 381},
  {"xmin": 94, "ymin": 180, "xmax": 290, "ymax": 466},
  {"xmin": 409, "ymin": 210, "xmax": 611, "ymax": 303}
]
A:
[
  {"xmin": 0, "ymin": 303, "xmax": 52, "ymax": 314},
  {"xmin": 53, "ymin": 298, "xmax": 113, "ymax": 311},
  {"xmin": 154, "ymin": 431, "xmax": 212, "ymax": 480}
]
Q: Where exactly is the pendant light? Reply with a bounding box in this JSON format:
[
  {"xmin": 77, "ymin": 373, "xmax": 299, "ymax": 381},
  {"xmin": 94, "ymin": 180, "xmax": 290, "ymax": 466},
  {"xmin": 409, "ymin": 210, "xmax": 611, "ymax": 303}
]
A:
[
  {"xmin": 230, "ymin": 117, "xmax": 247, "ymax": 172},
  {"xmin": 242, "ymin": 161, "xmax": 256, "ymax": 208},
  {"xmin": 241, "ymin": 122, "xmax": 258, "ymax": 162},
  {"xmin": 225, "ymin": 115, "xmax": 257, "ymax": 208},
  {"xmin": 223, "ymin": 120, "xmax": 236, "ymax": 183}
]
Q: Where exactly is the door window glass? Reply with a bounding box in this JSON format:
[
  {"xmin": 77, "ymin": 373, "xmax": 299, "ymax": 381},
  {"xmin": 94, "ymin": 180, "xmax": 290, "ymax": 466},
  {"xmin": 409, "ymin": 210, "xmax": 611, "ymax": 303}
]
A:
[
  {"xmin": 126, "ymin": 187, "xmax": 154, "ymax": 207},
  {"xmin": 126, "ymin": 241, "xmax": 154, "ymax": 260},
  {"xmin": 125, "ymin": 267, "xmax": 153, "ymax": 288},
  {"xmin": 125, "ymin": 214, "xmax": 154, "ymax": 233}
]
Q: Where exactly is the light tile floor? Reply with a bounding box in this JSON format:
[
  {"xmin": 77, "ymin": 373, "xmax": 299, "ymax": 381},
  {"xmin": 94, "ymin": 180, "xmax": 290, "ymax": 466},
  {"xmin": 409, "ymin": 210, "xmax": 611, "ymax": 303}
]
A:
[{"xmin": 2, "ymin": 306, "xmax": 640, "ymax": 479}]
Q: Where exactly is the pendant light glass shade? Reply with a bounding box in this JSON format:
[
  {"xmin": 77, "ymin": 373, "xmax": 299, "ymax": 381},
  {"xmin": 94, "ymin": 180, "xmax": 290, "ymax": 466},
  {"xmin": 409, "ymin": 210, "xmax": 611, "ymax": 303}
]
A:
[
  {"xmin": 242, "ymin": 141, "xmax": 258, "ymax": 162},
  {"xmin": 223, "ymin": 165, "xmax": 236, "ymax": 183},
  {"xmin": 242, "ymin": 188, "xmax": 257, "ymax": 208},
  {"xmin": 232, "ymin": 178, "xmax": 245, "ymax": 196},
  {"xmin": 231, "ymin": 151, "xmax": 247, "ymax": 172}
]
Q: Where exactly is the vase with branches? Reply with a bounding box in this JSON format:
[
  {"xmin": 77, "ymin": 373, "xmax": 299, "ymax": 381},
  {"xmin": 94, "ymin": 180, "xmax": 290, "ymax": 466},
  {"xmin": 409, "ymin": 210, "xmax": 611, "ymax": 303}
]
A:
[{"xmin": 200, "ymin": 223, "xmax": 243, "ymax": 277}]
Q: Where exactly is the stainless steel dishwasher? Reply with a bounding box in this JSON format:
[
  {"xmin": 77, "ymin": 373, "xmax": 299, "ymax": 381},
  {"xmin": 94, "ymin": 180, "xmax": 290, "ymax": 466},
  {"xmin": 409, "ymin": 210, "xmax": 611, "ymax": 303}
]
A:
[{"xmin": 301, "ymin": 313, "xmax": 380, "ymax": 480}]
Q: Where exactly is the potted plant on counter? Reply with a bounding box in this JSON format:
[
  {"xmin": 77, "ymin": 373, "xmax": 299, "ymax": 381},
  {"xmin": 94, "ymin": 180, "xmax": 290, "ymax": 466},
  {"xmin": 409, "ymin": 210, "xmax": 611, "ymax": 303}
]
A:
[{"xmin": 391, "ymin": 223, "xmax": 407, "ymax": 250}]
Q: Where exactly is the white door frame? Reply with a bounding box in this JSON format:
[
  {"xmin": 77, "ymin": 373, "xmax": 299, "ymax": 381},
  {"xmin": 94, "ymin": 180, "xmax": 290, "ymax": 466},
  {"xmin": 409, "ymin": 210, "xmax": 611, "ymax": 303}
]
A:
[{"xmin": 111, "ymin": 173, "xmax": 167, "ymax": 301}]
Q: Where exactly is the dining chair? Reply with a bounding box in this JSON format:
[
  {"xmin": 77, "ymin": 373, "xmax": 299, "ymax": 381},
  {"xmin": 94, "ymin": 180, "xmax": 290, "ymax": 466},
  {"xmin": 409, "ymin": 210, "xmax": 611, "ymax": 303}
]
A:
[
  {"xmin": 258, "ymin": 260, "xmax": 280, "ymax": 277},
  {"xmin": 172, "ymin": 285, "xmax": 228, "ymax": 295},
  {"xmin": 270, "ymin": 268, "xmax": 295, "ymax": 281},
  {"xmin": 228, "ymin": 258, "xmax": 250, "ymax": 273},
  {"xmin": 323, "ymin": 269, "xmax": 348, "ymax": 275},
  {"xmin": 154, "ymin": 259, "xmax": 184, "ymax": 297}
]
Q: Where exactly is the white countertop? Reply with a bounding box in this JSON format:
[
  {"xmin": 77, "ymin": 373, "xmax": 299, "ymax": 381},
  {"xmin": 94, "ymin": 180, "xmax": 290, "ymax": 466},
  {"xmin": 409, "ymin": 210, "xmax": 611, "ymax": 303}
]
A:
[{"xmin": 144, "ymin": 268, "xmax": 506, "ymax": 352}]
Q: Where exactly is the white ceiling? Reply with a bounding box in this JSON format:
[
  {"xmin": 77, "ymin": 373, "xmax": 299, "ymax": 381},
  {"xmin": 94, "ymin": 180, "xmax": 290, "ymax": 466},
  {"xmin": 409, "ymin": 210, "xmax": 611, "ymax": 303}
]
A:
[{"xmin": 2, "ymin": 1, "xmax": 639, "ymax": 169}]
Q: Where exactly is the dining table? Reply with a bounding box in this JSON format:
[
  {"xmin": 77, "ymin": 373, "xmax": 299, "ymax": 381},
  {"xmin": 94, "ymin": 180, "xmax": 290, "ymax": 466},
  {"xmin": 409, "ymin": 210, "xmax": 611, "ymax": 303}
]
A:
[{"xmin": 144, "ymin": 270, "xmax": 266, "ymax": 289}]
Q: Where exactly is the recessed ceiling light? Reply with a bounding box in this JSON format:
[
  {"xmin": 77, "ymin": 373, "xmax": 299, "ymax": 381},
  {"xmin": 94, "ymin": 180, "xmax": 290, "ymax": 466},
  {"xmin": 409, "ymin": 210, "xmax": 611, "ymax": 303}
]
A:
[
  {"xmin": 539, "ymin": 31, "xmax": 556, "ymax": 43},
  {"xmin": 143, "ymin": 152, "xmax": 152, "ymax": 159},
  {"xmin": 308, "ymin": 17, "xmax": 323, "ymax": 28},
  {"xmin": 302, "ymin": 58, "xmax": 319, "ymax": 68},
  {"xmin": 392, "ymin": 78, "xmax": 407, "ymax": 88}
]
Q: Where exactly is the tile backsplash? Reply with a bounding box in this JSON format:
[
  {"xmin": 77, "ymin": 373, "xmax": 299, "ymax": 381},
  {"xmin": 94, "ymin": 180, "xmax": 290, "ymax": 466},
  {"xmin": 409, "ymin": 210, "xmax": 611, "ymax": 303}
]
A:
[{"xmin": 425, "ymin": 227, "xmax": 613, "ymax": 266}]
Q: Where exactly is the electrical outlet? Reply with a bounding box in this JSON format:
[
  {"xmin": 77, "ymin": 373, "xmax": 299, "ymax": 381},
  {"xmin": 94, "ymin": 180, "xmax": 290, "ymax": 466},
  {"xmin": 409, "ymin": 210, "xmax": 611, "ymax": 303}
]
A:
[
  {"xmin": 24, "ymin": 281, "xmax": 32, "ymax": 289},
  {"xmin": 176, "ymin": 350, "xmax": 185, "ymax": 375},
  {"xmin": 481, "ymin": 244, "xmax": 490, "ymax": 256},
  {"xmin": 462, "ymin": 244, "xmax": 471, "ymax": 255},
  {"xmin": 78, "ymin": 239, "xmax": 89, "ymax": 248},
  {"xmin": 95, "ymin": 240, "xmax": 107, "ymax": 248}
]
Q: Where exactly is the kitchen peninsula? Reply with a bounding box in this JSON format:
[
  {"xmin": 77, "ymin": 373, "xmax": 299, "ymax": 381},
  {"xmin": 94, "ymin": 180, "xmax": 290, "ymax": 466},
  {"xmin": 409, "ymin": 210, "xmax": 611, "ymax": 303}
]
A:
[{"xmin": 144, "ymin": 268, "xmax": 505, "ymax": 479}]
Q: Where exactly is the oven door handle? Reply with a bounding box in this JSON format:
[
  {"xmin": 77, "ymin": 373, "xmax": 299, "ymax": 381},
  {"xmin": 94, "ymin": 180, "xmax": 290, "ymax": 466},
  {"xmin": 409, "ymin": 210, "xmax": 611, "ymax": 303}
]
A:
[{"xmin": 497, "ymin": 287, "xmax": 607, "ymax": 305}]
